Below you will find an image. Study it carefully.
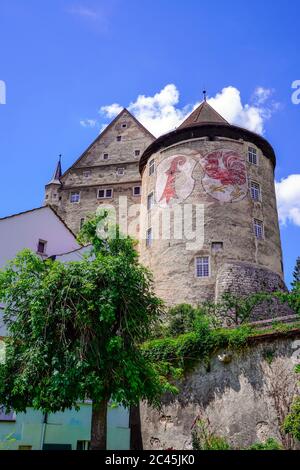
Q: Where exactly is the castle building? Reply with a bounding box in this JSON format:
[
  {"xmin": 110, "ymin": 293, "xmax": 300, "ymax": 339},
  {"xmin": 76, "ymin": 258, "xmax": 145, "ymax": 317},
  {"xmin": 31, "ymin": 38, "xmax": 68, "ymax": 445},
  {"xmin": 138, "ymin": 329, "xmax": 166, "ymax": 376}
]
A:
[{"xmin": 45, "ymin": 101, "xmax": 286, "ymax": 311}]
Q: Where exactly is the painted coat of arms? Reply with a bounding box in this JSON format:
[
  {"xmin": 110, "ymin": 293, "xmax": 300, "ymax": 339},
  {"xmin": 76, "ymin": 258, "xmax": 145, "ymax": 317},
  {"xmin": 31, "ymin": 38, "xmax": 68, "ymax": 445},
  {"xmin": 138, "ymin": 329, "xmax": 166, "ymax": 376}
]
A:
[
  {"xmin": 200, "ymin": 149, "xmax": 248, "ymax": 203},
  {"xmin": 155, "ymin": 154, "xmax": 196, "ymax": 207}
]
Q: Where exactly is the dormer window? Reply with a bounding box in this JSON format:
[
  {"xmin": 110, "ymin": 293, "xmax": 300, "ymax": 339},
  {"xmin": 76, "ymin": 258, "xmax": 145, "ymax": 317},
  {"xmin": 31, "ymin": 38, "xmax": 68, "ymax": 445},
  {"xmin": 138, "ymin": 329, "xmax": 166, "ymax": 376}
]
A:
[{"xmin": 103, "ymin": 154, "xmax": 109, "ymax": 160}]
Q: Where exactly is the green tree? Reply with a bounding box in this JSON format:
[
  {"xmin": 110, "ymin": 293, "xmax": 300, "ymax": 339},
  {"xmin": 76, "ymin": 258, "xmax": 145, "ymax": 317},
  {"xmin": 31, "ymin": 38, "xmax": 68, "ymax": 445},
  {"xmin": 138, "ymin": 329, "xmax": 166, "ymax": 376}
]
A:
[
  {"xmin": 292, "ymin": 257, "xmax": 300, "ymax": 290},
  {"xmin": 0, "ymin": 214, "xmax": 165, "ymax": 450},
  {"xmin": 283, "ymin": 363, "xmax": 300, "ymax": 441}
]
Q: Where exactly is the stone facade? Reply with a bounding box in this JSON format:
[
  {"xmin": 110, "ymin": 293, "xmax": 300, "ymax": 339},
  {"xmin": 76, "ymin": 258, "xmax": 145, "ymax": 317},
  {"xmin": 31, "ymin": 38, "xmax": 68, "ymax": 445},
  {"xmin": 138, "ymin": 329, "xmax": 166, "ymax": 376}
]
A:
[
  {"xmin": 140, "ymin": 331, "xmax": 300, "ymax": 450},
  {"xmin": 139, "ymin": 134, "xmax": 284, "ymax": 306},
  {"xmin": 45, "ymin": 109, "xmax": 154, "ymax": 236}
]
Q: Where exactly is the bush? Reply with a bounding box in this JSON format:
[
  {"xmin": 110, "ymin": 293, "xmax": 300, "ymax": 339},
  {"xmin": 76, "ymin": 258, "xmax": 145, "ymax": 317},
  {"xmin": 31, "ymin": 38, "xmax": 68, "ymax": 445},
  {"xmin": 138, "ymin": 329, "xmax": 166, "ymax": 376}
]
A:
[
  {"xmin": 248, "ymin": 438, "xmax": 283, "ymax": 450},
  {"xmin": 191, "ymin": 419, "xmax": 231, "ymax": 450},
  {"xmin": 283, "ymin": 396, "xmax": 300, "ymax": 441}
]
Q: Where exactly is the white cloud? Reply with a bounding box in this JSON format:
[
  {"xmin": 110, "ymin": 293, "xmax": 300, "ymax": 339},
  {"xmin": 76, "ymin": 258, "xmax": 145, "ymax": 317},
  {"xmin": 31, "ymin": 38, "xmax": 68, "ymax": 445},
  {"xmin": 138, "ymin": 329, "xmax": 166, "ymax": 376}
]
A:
[
  {"xmin": 100, "ymin": 103, "xmax": 123, "ymax": 119},
  {"xmin": 275, "ymin": 175, "xmax": 300, "ymax": 226},
  {"xmin": 207, "ymin": 86, "xmax": 278, "ymax": 134},
  {"xmin": 96, "ymin": 84, "xmax": 278, "ymax": 137},
  {"xmin": 80, "ymin": 119, "xmax": 97, "ymax": 128}
]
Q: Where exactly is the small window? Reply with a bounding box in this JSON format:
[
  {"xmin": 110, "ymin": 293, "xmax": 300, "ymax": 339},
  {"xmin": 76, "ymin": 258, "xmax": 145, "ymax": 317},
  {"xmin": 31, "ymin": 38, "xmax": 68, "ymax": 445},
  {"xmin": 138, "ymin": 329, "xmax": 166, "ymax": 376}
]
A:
[
  {"xmin": 195, "ymin": 256, "xmax": 210, "ymax": 278},
  {"xmin": 83, "ymin": 171, "xmax": 91, "ymax": 178},
  {"xmin": 248, "ymin": 146, "xmax": 258, "ymax": 165},
  {"xmin": 70, "ymin": 192, "xmax": 80, "ymax": 203},
  {"xmin": 212, "ymin": 242, "xmax": 223, "ymax": 252},
  {"xmin": 80, "ymin": 218, "xmax": 85, "ymax": 229},
  {"xmin": 0, "ymin": 406, "xmax": 16, "ymax": 422},
  {"xmin": 133, "ymin": 186, "xmax": 141, "ymax": 196},
  {"xmin": 135, "ymin": 150, "xmax": 140, "ymax": 157},
  {"xmin": 147, "ymin": 192, "xmax": 154, "ymax": 210},
  {"xmin": 117, "ymin": 168, "xmax": 125, "ymax": 176},
  {"xmin": 250, "ymin": 181, "xmax": 261, "ymax": 201},
  {"xmin": 121, "ymin": 123, "xmax": 127, "ymax": 128},
  {"xmin": 146, "ymin": 228, "xmax": 153, "ymax": 247},
  {"xmin": 117, "ymin": 135, "xmax": 122, "ymax": 142},
  {"xmin": 53, "ymin": 193, "xmax": 57, "ymax": 199},
  {"xmin": 254, "ymin": 219, "xmax": 264, "ymax": 239},
  {"xmin": 149, "ymin": 159, "xmax": 155, "ymax": 176},
  {"xmin": 98, "ymin": 188, "xmax": 113, "ymax": 199},
  {"xmin": 45, "ymin": 195, "xmax": 49, "ymax": 199},
  {"xmin": 103, "ymin": 153, "xmax": 109, "ymax": 160},
  {"xmin": 37, "ymin": 240, "xmax": 47, "ymax": 255}
]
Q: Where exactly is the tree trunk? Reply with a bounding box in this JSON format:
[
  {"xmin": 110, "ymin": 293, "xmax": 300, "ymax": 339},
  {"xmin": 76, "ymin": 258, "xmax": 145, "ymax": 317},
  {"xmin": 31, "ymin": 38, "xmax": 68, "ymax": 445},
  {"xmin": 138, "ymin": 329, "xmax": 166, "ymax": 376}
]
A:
[
  {"xmin": 90, "ymin": 400, "xmax": 108, "ymax": 450},
  {"xmin": 129, "ymin": 404, "xmax": 143, "ymax": 450}
]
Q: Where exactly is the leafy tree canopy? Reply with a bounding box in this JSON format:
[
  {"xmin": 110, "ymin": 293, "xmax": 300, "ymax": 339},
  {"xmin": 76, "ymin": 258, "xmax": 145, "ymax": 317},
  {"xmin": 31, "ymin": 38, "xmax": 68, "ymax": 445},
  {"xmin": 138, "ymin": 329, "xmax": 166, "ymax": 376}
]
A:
[{"xmin": 0, "ymin": 213, "xmax": 165, "ymax": 415}]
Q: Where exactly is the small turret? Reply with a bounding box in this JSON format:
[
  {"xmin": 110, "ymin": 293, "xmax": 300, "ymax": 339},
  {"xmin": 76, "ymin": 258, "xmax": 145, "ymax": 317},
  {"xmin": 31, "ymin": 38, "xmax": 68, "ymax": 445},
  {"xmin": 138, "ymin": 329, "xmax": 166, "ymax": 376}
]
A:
[{"xmin": 44, "ymin": 155, "xmax": 62, "ymax": 207}]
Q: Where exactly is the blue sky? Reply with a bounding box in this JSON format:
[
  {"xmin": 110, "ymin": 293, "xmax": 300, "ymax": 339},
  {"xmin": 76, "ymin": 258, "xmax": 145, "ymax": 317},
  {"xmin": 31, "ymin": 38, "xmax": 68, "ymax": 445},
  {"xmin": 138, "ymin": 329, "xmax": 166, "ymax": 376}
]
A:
[{"xmin": 0, "ymin": 0, "xmax": 299, "ymax": 286}]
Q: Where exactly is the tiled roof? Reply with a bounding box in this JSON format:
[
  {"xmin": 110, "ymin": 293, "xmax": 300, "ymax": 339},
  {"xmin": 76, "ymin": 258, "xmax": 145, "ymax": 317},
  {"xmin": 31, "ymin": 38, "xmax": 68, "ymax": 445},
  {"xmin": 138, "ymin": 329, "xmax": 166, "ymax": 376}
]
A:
[{"xmin": 178, "ymin": 101, "xmax": 229, "ymax": 129}]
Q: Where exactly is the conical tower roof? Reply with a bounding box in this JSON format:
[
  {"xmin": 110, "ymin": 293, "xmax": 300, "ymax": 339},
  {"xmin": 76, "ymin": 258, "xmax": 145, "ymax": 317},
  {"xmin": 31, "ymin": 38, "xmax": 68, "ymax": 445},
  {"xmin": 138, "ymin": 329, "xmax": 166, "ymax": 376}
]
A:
[
  {"xmin": 178, "ymin": 100, "xmax": 229, "ymax": 129},
  {"xmin": 46, "ymin": 157, "xmax": 62, "ymax": 185}
]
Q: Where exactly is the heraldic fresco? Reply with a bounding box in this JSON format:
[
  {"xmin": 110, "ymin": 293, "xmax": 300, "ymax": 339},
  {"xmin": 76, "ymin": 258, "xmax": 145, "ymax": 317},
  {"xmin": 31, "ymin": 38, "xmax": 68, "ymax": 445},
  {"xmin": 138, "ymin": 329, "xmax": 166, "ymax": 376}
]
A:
[
  {"xmin": 155, "ymin": 154, "xmax": 197, "ymax": 208},
  {"xmin": 155, "ymin": 149, "xmax": 248, "ymax": 206}
]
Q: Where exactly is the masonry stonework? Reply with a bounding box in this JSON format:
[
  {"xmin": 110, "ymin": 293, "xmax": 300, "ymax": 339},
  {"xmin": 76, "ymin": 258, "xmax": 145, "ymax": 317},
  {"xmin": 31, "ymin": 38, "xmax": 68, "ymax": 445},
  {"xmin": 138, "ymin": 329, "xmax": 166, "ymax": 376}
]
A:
[{"xmin": 140, "ymin": 332, "xmax": 300, "ymax": 450}]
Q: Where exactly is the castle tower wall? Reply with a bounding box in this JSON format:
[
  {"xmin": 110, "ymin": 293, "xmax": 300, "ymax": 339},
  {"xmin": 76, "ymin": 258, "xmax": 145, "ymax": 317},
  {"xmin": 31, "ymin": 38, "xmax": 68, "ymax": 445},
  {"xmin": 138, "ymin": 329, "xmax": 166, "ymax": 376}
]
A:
[{"xmin": 139, "ymin": 116, "xmax": 284, "ymax": 307}]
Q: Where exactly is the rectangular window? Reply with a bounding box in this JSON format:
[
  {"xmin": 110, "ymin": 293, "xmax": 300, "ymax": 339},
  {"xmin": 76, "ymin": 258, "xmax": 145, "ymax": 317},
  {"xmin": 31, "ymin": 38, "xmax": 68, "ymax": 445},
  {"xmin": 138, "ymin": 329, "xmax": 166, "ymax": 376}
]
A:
[
  {"xmin": 212, "ymin": 242, "xmax": 223, "ymax": 252},
  {"xmin": 37, "ymin": 240, "xmax": 47, "ymax": 255},
  {"xmin": 254, "ymin": 219, "xmax": 264, "ymax": 239},
  {"xmin": 117, "ymin": 168, "xmax": 125, "ymax": 176},
  {"xmin": 149, "ymin": 159, "xmax": 155, "ymax": 176},
  {"xmin": 195, "ymin": 256, "xmax": 210, "ymax": 278},
  {"xmin": 248, "ymin": 146, "xmax": 258, "ymax": 165},
  {"xmin": 117, "ymin": 136, "xmax": 122, "ymax": 142},
  {"xmin": 98, "ymin": 188, "xmax": 113, "ymax": 199},
  {"xmin": 135, "ymin": 150, "xmax": 140, "ymax": 157},
  {"xmin": 146, "ymin": 228, "xmax": 152, "ymax": 247},
  {"xmin": 70, "ymin": 192, "xmax": 80, "ymax": 203},
  {"xmin": 133, "ymin": 186, "xmax": 141, "ymax": 196},
  {"xmin": 83, "ymin": 171, "xmax": 91, "ymax": 178},
  {"xmin": 147, "ymin": 192, "xmax": 154, "ymax": 210},
  {"xmin": 250, "ymin": 181, "xmax": 261, "ymax": 201},
  {"xmin": 103, "ymin": 153, "xmax": 109, "ymax": 160}
]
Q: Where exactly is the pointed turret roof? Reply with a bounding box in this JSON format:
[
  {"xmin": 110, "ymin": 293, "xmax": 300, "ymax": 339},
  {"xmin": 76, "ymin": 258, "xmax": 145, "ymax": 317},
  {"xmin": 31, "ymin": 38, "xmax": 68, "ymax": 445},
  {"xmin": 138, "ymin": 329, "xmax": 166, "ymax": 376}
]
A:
[
  {"xmin": 178, "ymin": 100, "xmax": 229, "ymax": 129},
  {"xmin": 47, "ymin": 157, "xmax": 62, "ymax": 186}
]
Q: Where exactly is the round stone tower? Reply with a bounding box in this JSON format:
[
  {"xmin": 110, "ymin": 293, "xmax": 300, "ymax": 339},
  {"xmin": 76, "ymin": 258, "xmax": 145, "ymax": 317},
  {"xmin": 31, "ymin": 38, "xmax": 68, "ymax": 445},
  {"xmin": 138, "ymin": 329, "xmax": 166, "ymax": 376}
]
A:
[{"xmin": 139, "ymin": 101, "xmax": 286, "ymax": 309}]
